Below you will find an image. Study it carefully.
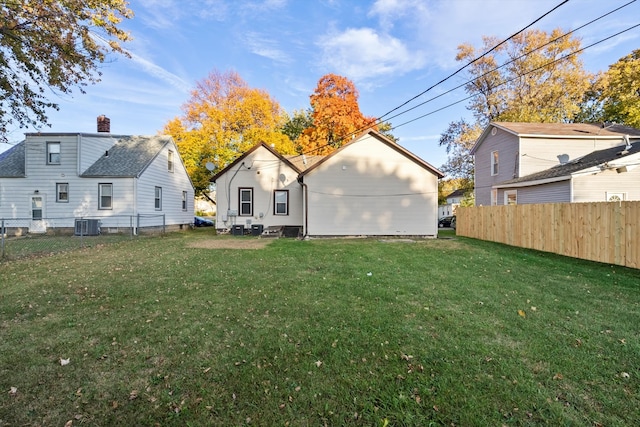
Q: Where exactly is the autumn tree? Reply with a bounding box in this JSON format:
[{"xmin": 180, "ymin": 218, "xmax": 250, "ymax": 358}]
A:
[
  {"xmin": 596, "ymin": 49, "xmax": 640, "ymax": 128},
  {"xmin": 164, "ymin": 70, "xmax": 295, "ymax": 195},
  {"xmin": 298, "ymin": 74, "xmax": 377, "ymax": 155},
  {"xmin": 0, "ymin": 0, "xmax": 133, "ymax": 140},
  {"xmin": 440, "ymin": 29, "xmax": 590, "ymax": 179},
  {"xmin": 280, "ymin": 109, "xmax": 313, "ymax": 151}
]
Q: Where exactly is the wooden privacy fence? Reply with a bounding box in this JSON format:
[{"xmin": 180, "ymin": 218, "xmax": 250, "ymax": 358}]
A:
[{"xmin": 456, "ymin": 202, "xmax": 640, "ymax": 269}]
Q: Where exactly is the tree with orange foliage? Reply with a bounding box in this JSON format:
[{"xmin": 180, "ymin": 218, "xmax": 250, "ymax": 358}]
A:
[
  {"xmin": 164, "ymin": 70, "xmax": 295, "ymax": 195},
  {"xmin": 298, "ymin": 74, "xmax": 377, "ymax": 155}
]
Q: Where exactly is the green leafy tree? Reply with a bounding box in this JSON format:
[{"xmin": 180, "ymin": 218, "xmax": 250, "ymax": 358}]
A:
[
  {"xmin": 280, "ymin": 109, "xmax": 313, "ymax": 152},
  {"xmin": 0, "ymin": 0, "xmax": 133, "ymax": 140}
]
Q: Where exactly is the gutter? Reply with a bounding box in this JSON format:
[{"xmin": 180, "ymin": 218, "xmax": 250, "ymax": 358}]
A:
[{"xmin": 298, "ymin": 176, "xmax": 309, "ymax": 238}]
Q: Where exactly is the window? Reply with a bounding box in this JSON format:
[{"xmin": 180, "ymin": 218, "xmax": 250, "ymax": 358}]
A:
[
  {"xmin": 491, "ymin": 189, "xmax": 498, "ymax": 206},
  {"xmin": 56, "ymin": 183, "xmax": 69, "ymax": 202},
  {"xmin": 504, "ymin": 190, "xmax": 517, "ymax": 205},
  {"xmin": 182, "ymin": 191, "xmax": 188, "ymax": 211},
  {"xmin": 47, "ymin": 142, "xmax": 61, "ymax": 165},
  {"xmin": 155, "ymin": 187, "xmax": 162, "ymax": 210},
  {"xmin": 239, "ymin": 188, "xmax": 253, "ymax": 216},
  {"xmin": 32, "ymin": 196, "xmax": 43, "ymax": 220},
  {"xmin": 491, "ymin": 151, "xmax": 499, "ymax": 176},
  {"xmin": 168, "ymin": 150, "xmax": 174, "ymax": 172},
  {"xmin": 274, "ymin": 190, "xmax": 288, "ymax": 215},
  {"xmin": 99, "ymin": 183, "xmax": 113, "ymax": 209},
  {"xmin": 606, "ymin": 192, "xmax": 626, "ymax": 202}
]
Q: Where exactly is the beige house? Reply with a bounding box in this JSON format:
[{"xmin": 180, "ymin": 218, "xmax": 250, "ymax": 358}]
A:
[{"xmin": 212, "ymin": 129, "xmax": 444, "ymax": 237}]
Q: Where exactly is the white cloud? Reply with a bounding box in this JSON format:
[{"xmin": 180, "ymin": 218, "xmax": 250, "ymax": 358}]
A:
[
  {"xmin": 317, "ymin": 27, "xmax": 425, "ymax": 83},
  {"xmin": 244, "ymin": 32, "xmax": 291, "ymax": 63},
  {"xmin": 126, "ymin": 52, "xmax": 192, "ymax": 94}
]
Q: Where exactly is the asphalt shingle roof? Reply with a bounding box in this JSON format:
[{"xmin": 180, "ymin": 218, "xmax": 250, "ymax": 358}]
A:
[
  {"xmin": 493, "ymin": 122, "xmax": 640, "ymax": 137},
  {"xmin": 81, "ymin": 135, "xmax": 171, "ymax": 177},
  {"xmin": 0, "ymin": 141, "xmax": 26, "ymax": 177}
]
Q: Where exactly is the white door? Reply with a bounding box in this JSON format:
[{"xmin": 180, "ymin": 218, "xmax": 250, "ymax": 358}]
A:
[{"xmin": 30, "ymin": 195, "xmax": 46, "ymax": 233}]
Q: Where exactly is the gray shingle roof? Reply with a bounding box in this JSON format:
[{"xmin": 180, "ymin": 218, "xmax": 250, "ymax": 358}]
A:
[
  {"xmin": 493, "ymin": 122, "xmax": 640, "ymax": 137},
  {"xmin": 0, "ymin": 141, "xmax": 26, "ymax": 177},
  {"xmin": 499, "ymin": 141, "xmax": 640, "ymax": 186},
  {"xmin": 82, "ymin": 135, "xmax": 171, "ymax": 177}
]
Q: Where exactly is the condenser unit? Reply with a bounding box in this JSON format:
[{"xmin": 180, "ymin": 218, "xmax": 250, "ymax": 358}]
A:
[{"xmin": 75, "ymin": 219, "xmax": 100, "ymax": 236}]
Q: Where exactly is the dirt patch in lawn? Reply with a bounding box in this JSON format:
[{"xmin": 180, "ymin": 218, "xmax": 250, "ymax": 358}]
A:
[{"xmin": 187, "ymin": 238, "xmax": 272, "ymax": 250}]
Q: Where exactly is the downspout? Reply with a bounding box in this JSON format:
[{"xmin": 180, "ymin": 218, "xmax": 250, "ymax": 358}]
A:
[{"xmin": 298, "ymin": 176, "xmax": 308, "ymax": 238}]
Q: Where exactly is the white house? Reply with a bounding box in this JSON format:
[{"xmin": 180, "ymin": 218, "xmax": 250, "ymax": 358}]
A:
[
  {"xmin": 471, "ymin": 122, "xmax": 640, "ymax": 205},
  {"xmin": 0, "ymin": 116, "xmax": 194, "ymax": 234},
  {"xmin": 212, "ymin": 129, "xmax": 444, "ymax": 237}
]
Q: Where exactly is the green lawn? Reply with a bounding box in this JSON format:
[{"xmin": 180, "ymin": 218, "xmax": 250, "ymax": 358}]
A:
[{"xmin": 1, "ymin": 229, "xmax": 639, "ymax": 426}]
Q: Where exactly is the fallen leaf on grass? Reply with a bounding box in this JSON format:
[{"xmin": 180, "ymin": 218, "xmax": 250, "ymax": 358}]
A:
[
  {"xmin": 553, "ymin": 373, "xmax": 563, "ymax": 380},
  {"xmin": 517, "ymin": 310, "xmax": 526, "ymax": 318},
  {"xmin": 129, "ymin": 390, "xmax": 138, "ymax": 400},
  {"xmin": 315, "ymin": 360, "xmax": 323, "ymax": 368},
  {"xmin": 621, "ymin": 372, "xmax": 630, "ymax": 379},
  {"xmin": 60, "ymin": 358, "xmax": 70, "ymax": 366},
  {"xmin": 9, "ymin": 387, "xmax": 17, "ymax": 395}
]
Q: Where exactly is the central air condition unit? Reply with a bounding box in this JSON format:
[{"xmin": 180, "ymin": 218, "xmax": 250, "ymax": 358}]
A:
[{"xmin": 75, "ymin": 219, "xmax": 100, "ymax": 236}]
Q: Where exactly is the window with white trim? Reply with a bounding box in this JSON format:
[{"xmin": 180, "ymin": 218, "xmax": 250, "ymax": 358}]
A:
[
  {"xmin": 168, "ymin": 150, "xmax": 174, "ymax": 172},
  {"xmin": 182, "ymin": 191, "xmax": 188, "ymax": 211},
  {"xmin": 99, "ymin": 183, "xmax": 112, "ymax": 209},
  {"xmin": 56, "ymin": 183, "xmax": 69, "ymax": 202},
  {"xmin": 239, "ymin": 188, "xmax": 253, "ymax": 216},
  {"xmin": 504, "ymin": 190, "xmax": 517, "ymax": 205},
  {"xmin": 155, "ymin": 187, "xmax": 162, "ymax": 210},
  {"xmin": 606, "ymin": 192, "xmax": 626, "ymax": 202},
  {"xmin": 491, "ymin": 151, "xmax": 499, "ymax": 176},
  {"xmin": 274, "ymin": 190, "xmax": 288, "ymax": 215},
  {"xmin": 47, "ymin": 142, "xmax": 61, "ymax": 165},
  {"xmin": 491, "ymin": 189, "xmax": 498, "ymax": 206}
]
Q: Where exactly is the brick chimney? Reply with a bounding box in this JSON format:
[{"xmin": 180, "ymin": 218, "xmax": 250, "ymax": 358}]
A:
[{"xmin": 97, "ymin": 115, "xmax": 111, "ymax": 133}]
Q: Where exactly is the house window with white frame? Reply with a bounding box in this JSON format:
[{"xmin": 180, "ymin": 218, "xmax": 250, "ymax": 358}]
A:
[
  {"xmin": 182, "ymin": 191, "xmax": 188, "ymax": 211},
  {"xmin": 155, "ymin": 187, "xmax": 162, "ymax": 210},
  {"xmin": 606, "ymin": 192, "xmax": 626, "ymax": 202},
  {"xmin": 168, "ymin": 150, "xmax": 174, "ymax": 172},
  {"xmin": 99, "ymin": 183, "xmax": 113, "ymax": 209},
  {"xmin": 239, "ymin": 188, "xmax": 253, "ymax": 216},
  {"xmin": 274, "ymin": 190, "xmax": 288, "ymax": 215},
  {"xmin": 504, "ymin": 190, "xmax": 517, "ymax": 205},
  {"xmin": 56, "ymin": 183, "xmax": 69, "ymax": 202},
  {"xmin": 491, "ymin": 151, "xmax": 499, "ymax": 176},
  {"xmin": 47, "ymin": 142, "xmax": 61, "ymax": 165},
  {"xmin": 491, "ymin": 189, "xmax": 498, "ymax": 206}
]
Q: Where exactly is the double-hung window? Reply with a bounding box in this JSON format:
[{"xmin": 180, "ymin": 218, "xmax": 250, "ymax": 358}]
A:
[
  {"xmin": 239, "ymin": 188, "xmax": 253, "ymax": 216},
  {"xmin": 155, "ymin": 187, "xmax": 162, "ymax": 210},
  {"xmin": 99, "ymin": 183, "xmax": 113, "ymax": 209},
  {"xmin": 274, "ymin": 190, "xmax": 288, "ymax": 215},
  {"xmin": 504, "ymin": 190, "xmax": 517, "ymax": 205},
  {"xmin": 47, "ymin": 142, "xmax": 61, "ymax": 165},
  {"xmin": 182, "ymin": 191, "xmax": 188, "ymax": 211},
  {"xmin": 56, "ymin": 183, "xmax": 69, "ymax": 202},
  {"xmin": 491, "ymin": 151, "xmax": 499, "ymax": 176},
  {"xmin": 168, "ymin": 150, "xmax": 174, "ymax": 172}
]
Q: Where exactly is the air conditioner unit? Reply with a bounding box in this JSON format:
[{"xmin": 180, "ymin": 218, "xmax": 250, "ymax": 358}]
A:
[{"xmin": 75, "ymin": 219, "xmax": 100, "ymax": 236}]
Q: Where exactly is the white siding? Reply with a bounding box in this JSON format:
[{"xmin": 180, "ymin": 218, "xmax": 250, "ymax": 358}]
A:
[
  {"xmin": 137, "ymin": 141, "xmax": 194, "ymax": 225},
  {"xmin": 215, "ymin": 146, "xmax": 303, "ymax": 230},
  {"xmin": 304, "ymin": 135, "xmax": 439, "ymax": 236},
  {"xmin": 519, "ymin": 136, "xmax": 624, "ymax": 176},
  {"xmin": 573, "ymin": 167, "xmax": 640, "ymax": 202}
]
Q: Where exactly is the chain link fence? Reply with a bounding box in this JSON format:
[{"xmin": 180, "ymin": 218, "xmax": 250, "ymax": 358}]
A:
[{"xmin": 1, "ymin": 214, "xmax": 168, "ymax": 261}]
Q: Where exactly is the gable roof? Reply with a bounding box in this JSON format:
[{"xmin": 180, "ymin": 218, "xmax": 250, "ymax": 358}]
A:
[
  {"xmin": 299, "ymin": 129, "xmax": 445, "ymax": 179},
  {"xmin": 472, "ymin": 122, "xmax": 640, "ymax": 154},
  {"xmin": 0, "ymin": 141, "xmax": 26, "ymax": 177},
  {"xmin": 446, "ymin": 188, "xmax": 467, "ymax": 198},
  {"xmin": 497, "ymin": 141, "xmax": 640, "ymax": 188},
  {"xmin": 81, "ymin": 135, "xmax": 172, "ymax": 177},
  {"xmin": 210, "ymin": 142, "xmax": 303, "ymax": 182}
]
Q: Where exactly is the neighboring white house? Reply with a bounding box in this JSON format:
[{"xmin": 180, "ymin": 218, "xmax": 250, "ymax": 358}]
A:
[
  {"xmin": 471, "ymin": 122, "xmax": 640, "ymax": 205},
  {"xmin": 438, "ymin": 188, "xmax": 466, "ymax": 218},
  {"xmin": 0, "ymin": 117, "xmax": 194, "ymax": 234},
  {"xmin": 212, "ymin": 129, "xmax": 444, "ymax": 237}
]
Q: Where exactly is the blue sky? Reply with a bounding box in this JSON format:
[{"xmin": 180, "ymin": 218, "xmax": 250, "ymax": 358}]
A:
[{"xmin": 2, "ymin": 0, "xmax": 639, "ymax": 170}]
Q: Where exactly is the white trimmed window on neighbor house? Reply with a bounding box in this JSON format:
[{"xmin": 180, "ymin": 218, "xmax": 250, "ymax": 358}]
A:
[
  {"xmin": 47, "ymin": 142, "xmax": 61, "ymax": 165},
  {"xmin": 491, "ymin": 151, "xmax": 499, "ymax": 176},
  {"xmin": 99, "ymin": 183, "xmax": 113, "ymax": 209},
  {"xmin": 505, "ymin": 190, "xmax": 517, "ymax": 205},
  {"xmin": 155, "ymin": 187, "xmax": 162, "ymax": 210},
  {"xmin": 491, "ymin": 189, "xmax": 498, "ymax": 206},
  {"xmin": 606, "ymin": 192, "xmax": 626, "ymax": 202},
  {"xmin": 56, "ymin": 183, "xmax": 69, "ymax": 202},
  {"xmin": 168, "ymin": 150, "xmax": 174, "ymax": 173}
]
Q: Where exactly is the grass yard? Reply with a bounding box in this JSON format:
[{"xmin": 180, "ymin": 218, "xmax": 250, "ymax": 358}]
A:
[{"xmin": 1, "ymin": 229, "xmax": 639, "ymax": 426}]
